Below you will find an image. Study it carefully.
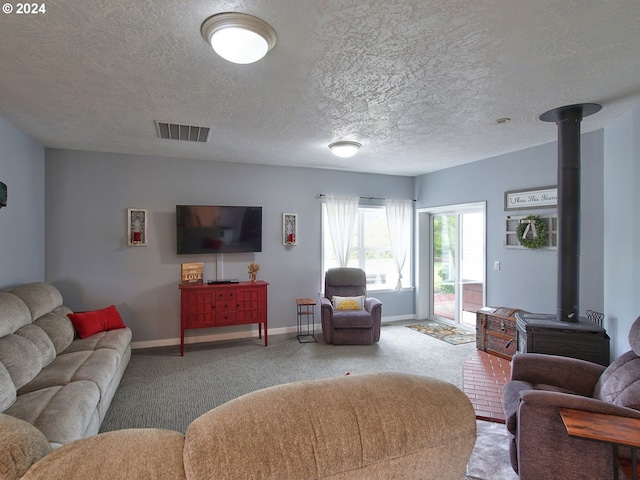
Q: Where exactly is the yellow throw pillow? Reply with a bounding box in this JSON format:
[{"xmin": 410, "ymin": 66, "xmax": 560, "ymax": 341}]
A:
[{"xmin": 332, "ymin": 295, "xmax": 364, "ymax": 310}]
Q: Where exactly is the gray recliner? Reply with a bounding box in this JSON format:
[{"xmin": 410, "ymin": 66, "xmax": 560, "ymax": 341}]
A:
[
  {"xmin": 320, "ymin": 268, "xmax": 382, "ymax": 345},
  {"xmin": 503, "ymin": 315, "xmax": 640, "ymax": 479}
]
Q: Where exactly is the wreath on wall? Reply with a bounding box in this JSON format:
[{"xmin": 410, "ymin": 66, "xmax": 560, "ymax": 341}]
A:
[{"xmin": 517, "ymin": 215, "xmax": 548, "ymax": 249}]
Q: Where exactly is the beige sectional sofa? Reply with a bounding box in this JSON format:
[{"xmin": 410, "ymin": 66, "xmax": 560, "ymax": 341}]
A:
[
  {"xmin": 0, "ymin": 282, "xmax": 131, "ymax": 448},
  {"xmin": 2, "ymin": 372, "xmax": 477, "ymax": 480}
]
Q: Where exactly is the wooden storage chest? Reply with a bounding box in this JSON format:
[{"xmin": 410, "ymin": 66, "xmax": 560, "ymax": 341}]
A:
[{"xmin": 476, "ymin": 307, "xmax": 524, "ymax": 360}]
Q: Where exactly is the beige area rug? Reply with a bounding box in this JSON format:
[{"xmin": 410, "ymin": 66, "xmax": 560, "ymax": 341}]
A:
[{"xmin": 406, "ymin": 320, "xmax": 476, "ymax": 345}]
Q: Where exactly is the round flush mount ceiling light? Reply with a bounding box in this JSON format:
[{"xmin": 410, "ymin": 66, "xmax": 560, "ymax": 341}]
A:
[
  {"xmin": 201, "ymin": 12, "xmax": 277, "ymax": 64},
  {"xmin": 329, "ymin": 141, "xmax": 362, "ymax": 158}
]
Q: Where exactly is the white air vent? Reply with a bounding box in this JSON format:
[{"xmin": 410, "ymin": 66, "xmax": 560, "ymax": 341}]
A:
[{"xmin": 155, "ymin": 121, "xmax": 210, "ymax": 142}]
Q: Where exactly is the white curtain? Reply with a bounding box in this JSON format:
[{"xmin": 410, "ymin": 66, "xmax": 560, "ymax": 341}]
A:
[
  {"xmin": 385, "ymin": 198, "xmax": 413, "ymax": 290},
  {"xmin": 325, "ymin": 195, "xmax": 359, "ymax": 267}
]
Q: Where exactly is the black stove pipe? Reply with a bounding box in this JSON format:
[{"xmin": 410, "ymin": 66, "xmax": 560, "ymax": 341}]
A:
[{"xmin": 540, "ymin": 103, "xmax": 601, "ymax": 323}]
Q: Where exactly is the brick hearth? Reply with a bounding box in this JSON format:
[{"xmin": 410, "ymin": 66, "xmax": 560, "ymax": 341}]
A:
[{"xmin": 462, "ymin": 350, "xmax": 511, "ymax": 423}]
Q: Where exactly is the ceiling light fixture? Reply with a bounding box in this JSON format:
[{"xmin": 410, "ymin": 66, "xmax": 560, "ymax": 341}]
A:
[
  {"xmin": 329, "ymin": 141, "xmax": 361, "ymax": 158},
  {"xmin": 496, "ymin": 117, "xmax": 511, "ymax": 124},
  {"xmin": 201, "ymin": 12, "xmax": 277, "ymax": 64}
]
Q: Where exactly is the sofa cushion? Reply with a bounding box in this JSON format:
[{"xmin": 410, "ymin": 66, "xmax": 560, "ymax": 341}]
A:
[
  {"xmin": 15, "ymin": 324, "xmax": 56, "ymax": 368},
  {"xmin": 0, "ymin": 362, "xmax": 17, "ymax": 411},
  {"xmin": 0, "ymin": 413, "xmax": 52, "ymax": 480},
  {"xmin": 18, "ymin": 349, "xmax": 120, "ymax": 401},
  {"xmin": 10, "ymin": 283, "xmax": 63, "ymax": 322},
  {"xmin": 34, "ymin": 312, "xmax": 75, "ymax": 354},
  {"xmin": 62, "ymin": 328, "xmax": 132, "ymax": 357},
  {"xmin": 67, "ymin": 305, "xmax": 126, "ymax": 339},
  {"xmin": 0, "ymin": 334, "xmax": 42, "ymax": 390},
  {"xmin": 331, "ymin": 309, "xmax": 373, "ymax": 329},
  {"xmin": 5, "ymin": 381, "xmax": 101, "ymax": 446},
  {"xmin": 594, "ymin": 350, "xmax": 640, "ymax": 410},
  {"xmin": 0, "ymin": 292, "xmax": 32, "ymax": 337}
]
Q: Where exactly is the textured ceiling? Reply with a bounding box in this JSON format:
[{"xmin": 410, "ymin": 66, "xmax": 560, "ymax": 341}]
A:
[{"xmin": 1, "ymin": 0, "xmax": 639, "ymax": 176}]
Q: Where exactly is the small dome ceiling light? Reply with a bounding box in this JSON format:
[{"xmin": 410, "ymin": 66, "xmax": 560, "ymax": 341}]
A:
[
  {"xmin": 201, "ymin": 12, "xmax": 277, "ymax": 64},
  {"xmin": 329, "ymin": 141, "xmax": 362, "ymax": 158},
  {"xmin": 496, "ymin": 117, "xmax": 511, "ymax": 124}
]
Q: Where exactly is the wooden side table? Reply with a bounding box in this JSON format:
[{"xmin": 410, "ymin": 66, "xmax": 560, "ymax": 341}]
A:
[
  {"xmin": 559, "ymin": 407, "xmax": 640, "ymax": 480},
  {"xmin": 296, "ymin": 298, "xmax": 317, "ymax": 343}
]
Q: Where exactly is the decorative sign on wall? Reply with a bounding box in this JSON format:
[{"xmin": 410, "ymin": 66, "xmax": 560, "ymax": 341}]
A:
[
  {"xmin": 504, "ymin": 186, "xmax": 557, "ymax": 211},
  {"xmin": 127, "ymin": 208, "xmax": 148, "ymax": 246}
]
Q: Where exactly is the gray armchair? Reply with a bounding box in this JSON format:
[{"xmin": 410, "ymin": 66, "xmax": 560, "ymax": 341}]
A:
[
  {"xmin": 320, "ymin": 268, "xmax": 382, "ymax": 345},
  {"xmin": 503, "ymin": 315, "xmax": 640, "ymax": 479}
]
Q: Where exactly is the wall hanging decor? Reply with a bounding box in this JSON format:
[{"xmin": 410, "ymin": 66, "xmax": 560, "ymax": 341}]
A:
[
  {"xmin": 127, "ymin": 208, "xmax": 148, "ymax": 246},
  {"xmin": 283, "ymin": 213, "xmax": 297, "ymax": 245},
  {"xmin": 504, "ymin": 186, "xmax": 557, "ymax": 210},
  {"xmin": 0, "ymin": 181, "xmax": 6, "ymax": 208},
  {"xmin": 504, "ymin": 214, "xmax": 557, "ymax": 249}
]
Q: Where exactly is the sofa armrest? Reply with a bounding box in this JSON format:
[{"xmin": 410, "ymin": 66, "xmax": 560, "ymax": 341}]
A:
[
  {"xmin": 0, "ymin": 414, "xmax": 52, "ymax": 480},
  {"xmin": 320, "ymin": 297, "xmax": 333, "ymax": 311},
  {"xmin": 511, "ymin": 353, "xmax": 605, "ymax": 396},
  {"xmin": 515, "ymin": 390, "xmax": 626, "ymax": 479},
  {"xmin": 520, "ymin": 389, "xmax": 640, "ymax": 419},
  {"xmin": 364, "ymin": 296, "xmax": 382, "ymax": 314},
  {"xmin": 21, "ymin": 429, "xmax": 186, "ymax": 480}
]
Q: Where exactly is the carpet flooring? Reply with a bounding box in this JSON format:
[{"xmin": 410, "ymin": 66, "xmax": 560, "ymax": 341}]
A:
[
  {"xmin": 100, "ymin": 320, "xmax": 515, "ymax": 479},
  {"xmin": 406, "ymin": 320, "xmax": 476, "ymax": 345}
]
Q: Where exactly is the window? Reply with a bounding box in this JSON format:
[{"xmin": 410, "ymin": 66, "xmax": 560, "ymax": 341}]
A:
[{"xmin": 322, "ymin": 204, "xmax": 412, "ymax": 290}]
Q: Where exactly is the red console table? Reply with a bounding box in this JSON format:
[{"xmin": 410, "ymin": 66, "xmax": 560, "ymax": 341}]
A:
[{"xmin": 179, "ymin": 281, "xmax": 268, "ymax": 356}]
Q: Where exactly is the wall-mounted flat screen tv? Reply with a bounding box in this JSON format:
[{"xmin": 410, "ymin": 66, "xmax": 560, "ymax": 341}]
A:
[{"xmin": 176, "ymin": 205, "xmax": 262, "ymax": 255}]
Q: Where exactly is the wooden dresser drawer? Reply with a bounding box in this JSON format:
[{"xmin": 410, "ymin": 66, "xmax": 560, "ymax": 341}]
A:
[
  {"xmin": 216, "ymin": 289, "xmax": 237, "ymax": 302},
  {"xmin": 216, "ymin": 310, "xmax": 237, "ymax": 324},
  {"xmin": 215, "ymin": 300, "xmax": 236, "ymax": 313}
]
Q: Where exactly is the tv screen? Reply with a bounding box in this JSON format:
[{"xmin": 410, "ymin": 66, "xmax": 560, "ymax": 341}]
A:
[{"xmin": 176, "ymin": 205, "xmax": 262, "ymax": 255}]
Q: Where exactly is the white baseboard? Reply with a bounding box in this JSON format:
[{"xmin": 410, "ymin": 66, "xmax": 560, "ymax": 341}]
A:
[
  {"xmin": 131, "ymin": 324, "xmax": 307, "ymax": 350},
  {"xmin": 130, "ymin": 315, "xmax": 414, "ymax": 350},
  {"xmin": 381, "ymin": 314, "xmax": 416, "ymax": 323}
]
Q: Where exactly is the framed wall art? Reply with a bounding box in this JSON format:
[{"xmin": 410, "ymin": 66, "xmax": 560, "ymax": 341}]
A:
[
  {"xmin": 283, "ymin": 213, "xmax": 297, "ymax": 245},
  {"xmin": 0, "ymin": 181, "xmax": 6, "ymax": 208},
  {"xmin": 504, "ymin": 186, "xmax": 557, "ymax": 211},
  {"xmin": 504, "ymin": 214, "xmax": 558, "ymax": 249},
  {"xmin": 127, "ymin": 208, "xmax": 148, "ymax": 246}
]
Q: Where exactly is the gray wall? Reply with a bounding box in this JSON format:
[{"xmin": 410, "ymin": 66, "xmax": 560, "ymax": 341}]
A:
[
  {"xmin": 414, "ymin": 130, "xmax": 605, "ymax": 316},
  {"xmin": 4, "ymin": 107, "xmax": 636, "ymax": 356},
  {"xmin": 0, "ymin": 117, "xmax": 45, "ymax": 289},
  {"xmin": 603, "ymin": 104, "xmax": 640, "ymax": 357},
  {"xmin": 44, "ymin": 149, "xmax": 415, "ymax": 347}
]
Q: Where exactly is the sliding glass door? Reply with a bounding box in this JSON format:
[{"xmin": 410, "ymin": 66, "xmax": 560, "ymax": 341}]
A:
[{"xmin": 423, "ymin": 203, "xmax": 485, "ymax": 326}]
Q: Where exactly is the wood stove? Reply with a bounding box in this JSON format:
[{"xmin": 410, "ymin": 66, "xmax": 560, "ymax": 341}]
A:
[
  {"xmin": 515, "ymin": 312, "xmax": 610, "ymax": 366},
  {"xmin": 514, "ymin": 103, "xmax": 610, "ymax": 366}
]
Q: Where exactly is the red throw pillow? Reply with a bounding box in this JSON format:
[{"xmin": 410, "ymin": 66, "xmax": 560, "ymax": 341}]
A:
[{"xmin": 67, "ymin": 305, "xmax": 126, "ymax": 339}]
